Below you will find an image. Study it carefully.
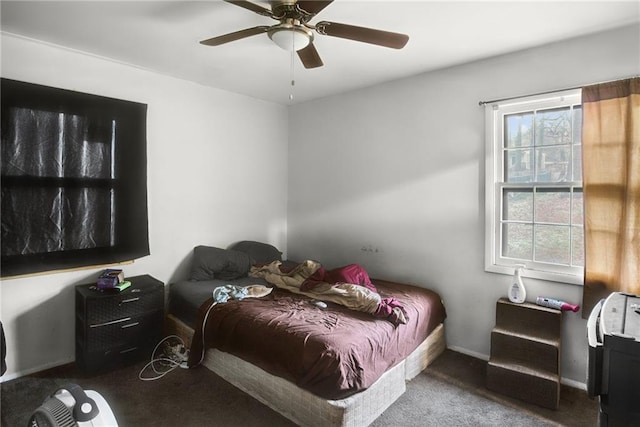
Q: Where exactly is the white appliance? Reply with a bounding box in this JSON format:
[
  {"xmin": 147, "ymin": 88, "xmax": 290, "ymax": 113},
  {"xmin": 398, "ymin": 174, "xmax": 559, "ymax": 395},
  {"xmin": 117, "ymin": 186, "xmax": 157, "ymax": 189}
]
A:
[
  {"xmin": 29, "ymin": 383, "xmax": 118, "ymax": 427},
  {"xmin": 587, "ymin": 292, "xmax": 640, "ymax": 426}
]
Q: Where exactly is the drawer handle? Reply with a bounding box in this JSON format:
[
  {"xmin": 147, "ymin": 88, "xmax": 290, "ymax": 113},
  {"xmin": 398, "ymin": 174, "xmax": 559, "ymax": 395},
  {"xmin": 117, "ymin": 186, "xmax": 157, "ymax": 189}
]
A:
[
  {"xmin": 120, "ymin": 347, "xmax": 138, "ymax": 354},
  {"xmin": 91, "ymin": 317, "xmax": 131, "ymax": 328},
  {"xmin": 119, "ymin": 297, "xmax": 140, "ymax": 305},
  {"xmin": 121, "ymin": 322, "xmax": 140, "ymax": 329}
]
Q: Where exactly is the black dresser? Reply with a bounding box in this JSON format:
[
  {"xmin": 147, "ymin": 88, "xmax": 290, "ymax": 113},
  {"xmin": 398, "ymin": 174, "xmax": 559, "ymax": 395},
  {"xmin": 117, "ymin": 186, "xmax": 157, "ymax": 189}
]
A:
[{"xmin": 75, "ymin": 274, "xmax": 164, "ymax": 371}]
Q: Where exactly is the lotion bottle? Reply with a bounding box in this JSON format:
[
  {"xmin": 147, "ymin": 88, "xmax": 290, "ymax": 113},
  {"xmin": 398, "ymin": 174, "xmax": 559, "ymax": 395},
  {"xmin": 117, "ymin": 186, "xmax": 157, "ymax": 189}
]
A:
[{"xmin": 508, "ymin": 265, "xmax": 527, "ymax": 303}]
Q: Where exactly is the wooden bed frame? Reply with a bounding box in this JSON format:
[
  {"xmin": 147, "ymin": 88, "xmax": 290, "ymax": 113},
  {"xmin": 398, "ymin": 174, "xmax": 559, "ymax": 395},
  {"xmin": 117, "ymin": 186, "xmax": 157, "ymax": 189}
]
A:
[{"xmin": 165, "ymin": 313, "xmax": 446, "ymax": 427}]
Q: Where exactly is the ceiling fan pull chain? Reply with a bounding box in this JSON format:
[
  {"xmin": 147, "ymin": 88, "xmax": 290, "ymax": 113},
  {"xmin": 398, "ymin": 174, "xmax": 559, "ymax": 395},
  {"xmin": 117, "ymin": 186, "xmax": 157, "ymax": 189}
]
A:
[{"xmin": 289, "ymin": 47, "xmax": 295, "ymax": 101}]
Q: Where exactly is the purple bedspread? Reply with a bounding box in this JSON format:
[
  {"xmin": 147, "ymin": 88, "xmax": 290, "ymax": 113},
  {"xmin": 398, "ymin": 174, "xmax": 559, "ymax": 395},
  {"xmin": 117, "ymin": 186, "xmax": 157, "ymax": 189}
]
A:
[{"xmin": 188, "ymin": 278, "xmax": 446, "ymax": 399}]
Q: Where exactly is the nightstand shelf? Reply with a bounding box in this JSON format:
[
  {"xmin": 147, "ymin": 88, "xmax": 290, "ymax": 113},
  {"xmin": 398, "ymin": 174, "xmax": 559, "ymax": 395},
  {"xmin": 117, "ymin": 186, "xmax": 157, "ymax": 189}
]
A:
[
  {"xmin": 486, "ymin": 298, "xmax": 562, "ymax": 409},
  {"xmin": 75, "ymin": 274, "xmax": 164, "ymax": 371}
]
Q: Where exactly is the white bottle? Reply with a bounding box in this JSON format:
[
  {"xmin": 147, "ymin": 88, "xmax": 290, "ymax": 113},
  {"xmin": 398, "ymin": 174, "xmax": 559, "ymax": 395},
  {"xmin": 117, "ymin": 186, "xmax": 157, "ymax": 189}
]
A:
[{"xmin": 508, "ymin": 265, "xmax": 527, "ymax": 303}]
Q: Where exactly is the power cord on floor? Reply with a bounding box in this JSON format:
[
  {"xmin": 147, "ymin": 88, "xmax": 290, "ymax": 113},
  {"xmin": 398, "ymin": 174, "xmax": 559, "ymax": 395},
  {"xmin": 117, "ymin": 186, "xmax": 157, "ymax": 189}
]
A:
[{"xmin": 138, "ymin": 335, "xmax": 189, "ymax": 381}]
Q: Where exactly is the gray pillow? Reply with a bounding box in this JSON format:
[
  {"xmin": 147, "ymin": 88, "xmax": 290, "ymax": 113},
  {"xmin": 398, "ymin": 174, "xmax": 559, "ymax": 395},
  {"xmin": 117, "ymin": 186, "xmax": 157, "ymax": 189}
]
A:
[
  {"xmin": 190, "ymin": 246, "xmax": 252, "ymax": 281},
  {"xmin": 228, "ymin": 240, "xmax": 282, "ymax": 265}
]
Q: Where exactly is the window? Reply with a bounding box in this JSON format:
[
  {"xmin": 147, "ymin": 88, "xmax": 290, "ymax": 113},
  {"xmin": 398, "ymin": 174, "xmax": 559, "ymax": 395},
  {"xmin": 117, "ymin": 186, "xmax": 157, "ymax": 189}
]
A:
[
  {"xmin": 1, "ymin": 79, "xmax": 149, "ymax": 277},
  {"xmin": 484, "ymin": 89, "xmax": 583, "ymax": 285}
]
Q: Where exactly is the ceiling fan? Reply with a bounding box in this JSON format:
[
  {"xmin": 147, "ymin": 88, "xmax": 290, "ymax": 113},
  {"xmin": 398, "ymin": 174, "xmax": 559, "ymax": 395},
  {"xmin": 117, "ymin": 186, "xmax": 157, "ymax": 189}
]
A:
[{"xmin": 200, "ymin": 0, "xmax": 409, "ymax": 69}]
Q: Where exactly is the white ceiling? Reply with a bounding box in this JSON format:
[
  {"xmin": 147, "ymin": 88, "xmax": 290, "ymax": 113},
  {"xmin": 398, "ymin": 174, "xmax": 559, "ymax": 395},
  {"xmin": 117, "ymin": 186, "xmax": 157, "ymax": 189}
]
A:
[{"xmin": 1, "ymin": 1, "xmax": 639, "ymax": 105}]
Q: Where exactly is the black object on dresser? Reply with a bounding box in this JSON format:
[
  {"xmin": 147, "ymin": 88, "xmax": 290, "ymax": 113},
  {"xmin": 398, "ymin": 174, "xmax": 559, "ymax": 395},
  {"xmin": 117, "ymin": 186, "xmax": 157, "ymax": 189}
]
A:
[{"xmin": 75, "ymin": 274, "xmax": 164, "ymax": 371}]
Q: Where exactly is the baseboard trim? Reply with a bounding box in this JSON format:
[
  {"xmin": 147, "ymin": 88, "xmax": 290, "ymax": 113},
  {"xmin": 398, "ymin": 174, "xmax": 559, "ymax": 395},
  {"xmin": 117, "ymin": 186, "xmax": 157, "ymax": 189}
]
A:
[
  {"xmin": 561, "ymin": 377, "xmax": 587, "ymax": 391},
  {"xmin": 446, "ymin": 345, "xmax": 587, "ymax": 391},
  {"xmin": 447, "ymin": 345, "xmax": 489, "ymax": 361},
  {"xmin": 0, "ymin": 357, "xmax": 74, "ymax": 383}
]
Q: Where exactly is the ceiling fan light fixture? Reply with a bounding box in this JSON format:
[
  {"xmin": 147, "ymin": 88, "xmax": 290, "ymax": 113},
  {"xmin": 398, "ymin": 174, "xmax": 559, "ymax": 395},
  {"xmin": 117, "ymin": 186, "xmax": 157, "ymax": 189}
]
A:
[{"xmin": 268, "ymin": 25, "xmax": 313, "ymax": 51}]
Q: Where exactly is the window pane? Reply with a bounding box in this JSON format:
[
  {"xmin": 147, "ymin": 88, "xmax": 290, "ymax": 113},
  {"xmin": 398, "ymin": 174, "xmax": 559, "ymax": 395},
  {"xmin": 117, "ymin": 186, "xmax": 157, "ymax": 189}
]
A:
[
  {"xmin": 572, "ymin": 144, "xmax": 582, "ymax": 181},
  {"xmin": 535, "ymin": 225, "xmax": 570, "ymax": 264},
  {"xmin": 505, "ymin": 148, "xmax": 533, "ymax": 182},
  {"xmin": 1, "ymin": 108, "xmax": 62, "ymax": 177},
  {"xmin": 573, "ymin": 106, "xmax": 582, "ymax": 144},
  {"xmin": 535, "ymin": 146, "xmax": 570, "ymax": 182},
  {"xmin": 535, "ymin": 189, "xmax": 570, "ymax": 224},
  {"xmin": 63, "ymin": 115, "xmax": 113, "ymax": 179},
  {"xmin": 1, "ymin": 186, "xmax": 63, "ymax": 255},
  {"xmin": 572, "ymin": 226, "xmax": 584, "ymax": 266},
  {"xmin": 572, "ymin": 189, "xmax": 583, "ymax": 225},
  {"xmin": 503, "ymin": 189, "xmax": 533, "ymax": 221},
  {"xmin": 535, "ymin": 107, "xmax": 572, "ymax": 146},
  {"xmin": 63, "ymin": 187, "xmax": 113, "ymax": 250},
  {"xmin": 502, "ymin": 223, "xmax": 533, "ymax": 260},
  {"xmin": 505, "ymin": 112, "xmax": 533, "ymax": 148}
]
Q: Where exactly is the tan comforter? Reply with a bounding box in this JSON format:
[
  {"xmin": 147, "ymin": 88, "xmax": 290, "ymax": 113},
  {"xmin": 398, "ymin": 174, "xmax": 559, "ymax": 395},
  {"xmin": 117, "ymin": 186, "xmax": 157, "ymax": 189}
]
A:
[{"xmin": 249, "ymin": 260, "xmax": 383, "ymax": 314}]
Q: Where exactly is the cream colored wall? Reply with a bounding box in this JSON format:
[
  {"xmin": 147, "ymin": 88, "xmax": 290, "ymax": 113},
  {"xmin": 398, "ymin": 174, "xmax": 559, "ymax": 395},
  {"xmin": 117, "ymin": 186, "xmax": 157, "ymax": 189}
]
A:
[
  {"xmin": 0, "ymin": 34, "xmax": 289, "ymax": 380},
  {"xmin": 287, "ymin": 24, "xmax": 640, "ymax": 387}
]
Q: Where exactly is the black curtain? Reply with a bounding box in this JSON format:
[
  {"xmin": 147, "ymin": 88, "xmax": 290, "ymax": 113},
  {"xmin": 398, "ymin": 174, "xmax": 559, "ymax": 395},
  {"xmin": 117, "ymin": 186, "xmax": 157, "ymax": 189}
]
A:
[{"xmin": 1, "ymin": 79, "xmax": 149, "ymax": 277}]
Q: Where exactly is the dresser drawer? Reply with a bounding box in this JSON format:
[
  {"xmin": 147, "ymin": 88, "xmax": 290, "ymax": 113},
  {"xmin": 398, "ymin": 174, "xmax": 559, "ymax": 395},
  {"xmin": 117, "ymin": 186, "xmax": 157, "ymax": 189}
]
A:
[
  {"xmin": 77, "ymin": 339, "xmax": 158, "ymax": 372},
  {"xmin": 84, "ymin": 289, "xmax": 163, "ymax": 325},
  {"xmin": 82, "ymin": 310, "xmax": 163, "ymax": 352}
]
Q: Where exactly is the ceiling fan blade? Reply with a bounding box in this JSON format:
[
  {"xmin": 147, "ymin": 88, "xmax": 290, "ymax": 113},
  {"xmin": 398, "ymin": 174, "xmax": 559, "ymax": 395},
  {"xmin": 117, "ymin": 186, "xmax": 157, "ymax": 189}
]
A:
[
  {"xmin": 223, "ymin": 0, "xmax": 273, "ymax": 17},
  {"xmin": 296, "ymin": 1, "xmax": 334, "ymax": 16},
  {"xmin": 200, "ymin": 26, "xmax": 270, "ymax": 46},
  {"xmin": 315, "ymin": 21, "xmax": 409, "ymax": 49},
  {"xmin": 297, "ymin": 43, "xmax": 323, "ymax": 69}
]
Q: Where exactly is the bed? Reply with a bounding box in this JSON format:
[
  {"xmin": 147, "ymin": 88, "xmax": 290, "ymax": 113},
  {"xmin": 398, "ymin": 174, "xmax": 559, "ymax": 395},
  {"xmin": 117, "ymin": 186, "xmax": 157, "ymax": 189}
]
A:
[{"xmin": 165, "ymin": 241, "xmax": 447, "ymax": 426}]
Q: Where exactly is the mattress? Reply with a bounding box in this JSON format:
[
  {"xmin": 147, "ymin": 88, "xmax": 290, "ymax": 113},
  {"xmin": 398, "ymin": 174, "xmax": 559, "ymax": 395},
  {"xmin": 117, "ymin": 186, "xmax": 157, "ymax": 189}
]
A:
[
  {"xmin": 171, "ymin": 276, "xmax": 446, "ymax": 399},
  {"xmin": 166, "ymin": 314, "xmax": 445, "ymax": 427}
]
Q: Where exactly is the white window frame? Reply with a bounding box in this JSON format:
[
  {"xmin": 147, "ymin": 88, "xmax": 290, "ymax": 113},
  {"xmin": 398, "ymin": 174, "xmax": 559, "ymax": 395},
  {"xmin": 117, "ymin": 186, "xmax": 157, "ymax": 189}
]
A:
[{"xmin": 484, "ymin": 89, "xmax": 584, "ymax": 285}]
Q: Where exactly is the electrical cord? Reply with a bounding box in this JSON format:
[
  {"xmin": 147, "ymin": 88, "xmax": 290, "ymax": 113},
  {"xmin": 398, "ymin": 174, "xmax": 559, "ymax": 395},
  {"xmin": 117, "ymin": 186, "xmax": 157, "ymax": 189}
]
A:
[
  {"xmin": 138, "ymin": 335, "xmax": 189, "ymax": 381},
  {"xmin": 194, "ymin": 300, "xmax": 218, "ymax": 366}
]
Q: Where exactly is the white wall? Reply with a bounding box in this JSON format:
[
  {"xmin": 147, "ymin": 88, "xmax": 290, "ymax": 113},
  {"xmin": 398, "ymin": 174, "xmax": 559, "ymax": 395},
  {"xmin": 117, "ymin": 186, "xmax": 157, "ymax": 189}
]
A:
[
  {"xmin": 2, "ymin": 23, "xmax": 638, "ymax": 386},
  {"xmin": 0, "ymin": 34, "xmax": 289, "ymax": 380},
  {"xmin": 287, "ymin": 24, "xmax": 640, "ymax": 386}
]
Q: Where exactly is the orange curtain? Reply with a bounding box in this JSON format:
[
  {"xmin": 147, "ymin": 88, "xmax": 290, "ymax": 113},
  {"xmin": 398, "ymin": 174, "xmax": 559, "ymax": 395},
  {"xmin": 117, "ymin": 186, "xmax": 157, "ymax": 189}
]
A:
[{"xmin": 581, "ymin": 77, "xmax": 640, "ymax": 317}]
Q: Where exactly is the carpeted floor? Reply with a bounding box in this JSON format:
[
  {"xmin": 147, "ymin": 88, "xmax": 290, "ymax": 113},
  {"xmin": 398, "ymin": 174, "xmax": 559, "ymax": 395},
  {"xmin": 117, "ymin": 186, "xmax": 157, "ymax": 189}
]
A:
[{"xmin": 1, "ymin": 349, "xmax": 597, "ymax": 426}]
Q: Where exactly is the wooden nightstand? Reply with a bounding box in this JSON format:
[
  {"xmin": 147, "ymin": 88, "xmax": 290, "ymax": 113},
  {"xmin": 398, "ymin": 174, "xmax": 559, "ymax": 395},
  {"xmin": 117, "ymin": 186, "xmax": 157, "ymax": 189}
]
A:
[
  {"xmin": 75, "ymin": 274, "xmax": 164, "ymax": 371},
  {"xmin": 486, "ymin": 298, "xmax": 562, "ymax": 409}
]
